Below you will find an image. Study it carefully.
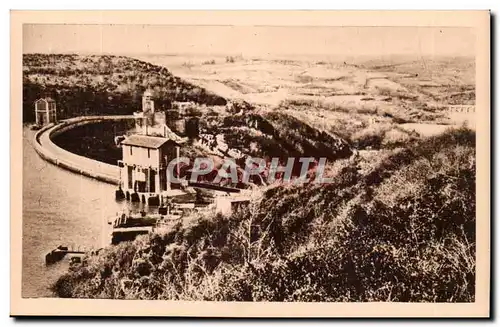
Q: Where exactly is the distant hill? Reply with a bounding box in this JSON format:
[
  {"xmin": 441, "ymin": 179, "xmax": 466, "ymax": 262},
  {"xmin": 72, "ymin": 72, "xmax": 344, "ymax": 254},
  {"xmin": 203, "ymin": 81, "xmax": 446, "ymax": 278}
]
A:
[{"xmin": 22, "ymin": 54, "xmax": 227, "ymax": 122}]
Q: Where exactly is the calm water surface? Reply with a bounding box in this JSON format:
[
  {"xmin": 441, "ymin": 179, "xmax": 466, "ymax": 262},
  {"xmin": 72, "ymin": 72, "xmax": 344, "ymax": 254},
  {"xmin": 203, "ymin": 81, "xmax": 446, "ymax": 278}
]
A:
[{"xmin": 22, "ymin": 127, "xmax": 133, "ymax": 298}]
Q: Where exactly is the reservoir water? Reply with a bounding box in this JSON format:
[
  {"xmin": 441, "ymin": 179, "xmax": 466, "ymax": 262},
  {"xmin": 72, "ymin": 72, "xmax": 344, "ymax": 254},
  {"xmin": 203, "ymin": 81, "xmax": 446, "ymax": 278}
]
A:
[{"xmin": 22, "ymin": 127, "xmax": 130, "ymax": 298}]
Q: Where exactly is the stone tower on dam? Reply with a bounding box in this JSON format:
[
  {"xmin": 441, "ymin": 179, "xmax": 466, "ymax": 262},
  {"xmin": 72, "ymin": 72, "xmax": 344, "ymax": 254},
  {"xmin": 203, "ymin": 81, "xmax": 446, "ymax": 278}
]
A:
[{"xmin": 133, "ymin": 90, "xmax": 200, "ymax": 140}]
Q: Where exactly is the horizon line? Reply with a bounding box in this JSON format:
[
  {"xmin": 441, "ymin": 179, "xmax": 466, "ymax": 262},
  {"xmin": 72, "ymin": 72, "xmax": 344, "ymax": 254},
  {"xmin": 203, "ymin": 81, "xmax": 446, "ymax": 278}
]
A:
[{"xmin": 22, "ymin": 51, "xmax": 476, "ymax": 59}]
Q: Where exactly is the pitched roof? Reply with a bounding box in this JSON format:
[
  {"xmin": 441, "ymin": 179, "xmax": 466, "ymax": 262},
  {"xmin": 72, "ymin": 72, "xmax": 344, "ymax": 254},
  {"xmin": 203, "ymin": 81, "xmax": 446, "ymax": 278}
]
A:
[
  {"xmin": 121, "ymin": 134, "xmax": 179, "ymax": 149},
  {"xmin": 35, "ymin": 97, "xmax": 55, "ymax": 103}
]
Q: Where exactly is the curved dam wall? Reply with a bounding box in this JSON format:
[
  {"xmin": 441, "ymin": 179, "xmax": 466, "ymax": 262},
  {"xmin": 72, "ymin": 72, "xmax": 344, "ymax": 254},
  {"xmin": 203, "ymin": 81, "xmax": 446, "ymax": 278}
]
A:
[{"xmin": 33, "ymin": 116, "xmax": 134, "ymax": 185}]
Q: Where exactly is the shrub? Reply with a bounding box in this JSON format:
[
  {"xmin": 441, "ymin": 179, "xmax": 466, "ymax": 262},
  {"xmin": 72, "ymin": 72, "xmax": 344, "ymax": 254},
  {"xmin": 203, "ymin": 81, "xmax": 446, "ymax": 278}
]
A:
[{"xmin": 53, "ymin": 127, "xmax": 475, "ymax": 302}]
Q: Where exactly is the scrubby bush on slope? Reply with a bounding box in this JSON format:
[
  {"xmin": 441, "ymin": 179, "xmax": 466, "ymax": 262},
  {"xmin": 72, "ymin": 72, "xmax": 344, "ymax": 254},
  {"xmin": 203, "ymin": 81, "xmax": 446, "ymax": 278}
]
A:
[
  {"xmin": 53, "ymin": 127, "xmax": 475, "ymax": 302},
  {"xmin": 204, "ymin": 111, "xmax": 352, "ymax": 160}
]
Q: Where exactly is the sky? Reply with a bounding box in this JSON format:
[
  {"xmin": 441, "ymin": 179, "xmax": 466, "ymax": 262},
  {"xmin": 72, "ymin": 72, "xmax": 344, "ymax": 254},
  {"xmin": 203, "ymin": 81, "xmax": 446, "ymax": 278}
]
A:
[{"xmin": 23, "ymin": 24, "xmax": 475, "ymax": 58}]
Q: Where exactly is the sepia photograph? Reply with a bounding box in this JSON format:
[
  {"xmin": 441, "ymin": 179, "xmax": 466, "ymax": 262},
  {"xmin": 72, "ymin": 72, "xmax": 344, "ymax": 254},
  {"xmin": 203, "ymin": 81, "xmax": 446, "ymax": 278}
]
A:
[{"xmin": 10, "ymin": 10, "xmax": 490, "ymax": 317}]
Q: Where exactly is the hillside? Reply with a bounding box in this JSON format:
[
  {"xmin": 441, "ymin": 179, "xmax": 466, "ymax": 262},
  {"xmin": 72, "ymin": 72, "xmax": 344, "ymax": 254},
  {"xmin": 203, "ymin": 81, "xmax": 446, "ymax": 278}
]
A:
[
  {"xmin": 201, "ymin": 110, "xmax": 352, "ymax": 160},
  {"xmin": 53, "ymin": 127, "xmax": 475, "ymax": 302},
  {"xmin": 22, "ymin": 54, "xmax": 227, "ymax": 122}
]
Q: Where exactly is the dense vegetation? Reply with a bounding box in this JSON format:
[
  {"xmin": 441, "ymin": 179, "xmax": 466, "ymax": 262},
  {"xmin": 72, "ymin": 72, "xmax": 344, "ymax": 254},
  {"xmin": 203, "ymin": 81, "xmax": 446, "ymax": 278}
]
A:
[
  {"xmin": 53, "ymin": 127, "xmax": 475, "ymax": 302},
  {"xmin": 23, "ymin": 54, "xmax": 227, "ymax": 122},
  {"xmin": 202, "ymin": 110, "xmax": 352, "ymax": 161}
]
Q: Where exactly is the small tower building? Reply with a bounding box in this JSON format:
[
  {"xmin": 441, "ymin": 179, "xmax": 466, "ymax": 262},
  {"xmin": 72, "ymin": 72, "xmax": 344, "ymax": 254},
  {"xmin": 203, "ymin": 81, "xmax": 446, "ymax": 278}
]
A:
[
  {"xmin": 142, "ymin": 89, "xmax": 154, "ymax": 113},
  {"xmin": 34, "ymin": 98, "xmax": 57, "ymax": 126}
]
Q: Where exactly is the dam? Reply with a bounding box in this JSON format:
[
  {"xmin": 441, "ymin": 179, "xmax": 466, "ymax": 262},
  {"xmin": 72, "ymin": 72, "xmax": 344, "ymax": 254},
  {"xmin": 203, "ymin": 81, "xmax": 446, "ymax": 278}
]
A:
[{"xmin": 33, "ymin": 115, "xmax": 133, "ymax": 185}]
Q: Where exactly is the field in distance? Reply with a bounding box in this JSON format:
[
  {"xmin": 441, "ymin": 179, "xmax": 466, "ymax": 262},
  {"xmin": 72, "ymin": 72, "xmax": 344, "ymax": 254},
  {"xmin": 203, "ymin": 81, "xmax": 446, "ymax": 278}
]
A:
[{"xmin": 137, "ymin": 53, "xmax": 475, "ymax": 141}]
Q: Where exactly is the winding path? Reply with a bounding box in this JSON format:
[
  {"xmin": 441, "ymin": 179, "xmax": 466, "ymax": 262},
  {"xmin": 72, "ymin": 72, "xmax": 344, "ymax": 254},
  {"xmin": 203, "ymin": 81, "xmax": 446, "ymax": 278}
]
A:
[{"xmin": 33, "ymin": 115, "xmax": 134, "ymax": 185}]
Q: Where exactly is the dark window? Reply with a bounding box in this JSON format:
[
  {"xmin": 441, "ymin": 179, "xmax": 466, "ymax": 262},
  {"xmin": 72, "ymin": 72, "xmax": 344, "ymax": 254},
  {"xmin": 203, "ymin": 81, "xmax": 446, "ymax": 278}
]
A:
[
  {"xmin": 148, "ymin": 149, "xmax": 150, "ymax": 158},
  {"xmin": 149, "ymin": 170, "xmax": 155, "ymax": 193},
  {"xmin": 130, "ymin": 146, "xmax": 133, "ymax": 156},
  {"xmin": 127, "ymin": 166, "xmax": 133, "ymax": 189}
]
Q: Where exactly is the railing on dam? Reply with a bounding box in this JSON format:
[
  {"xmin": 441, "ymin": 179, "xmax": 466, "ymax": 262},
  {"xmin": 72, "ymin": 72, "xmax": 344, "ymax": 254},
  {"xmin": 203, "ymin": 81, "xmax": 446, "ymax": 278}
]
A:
[{"xmin": 33, "ymin": 115, "xmax": 135, "ymax": 185}]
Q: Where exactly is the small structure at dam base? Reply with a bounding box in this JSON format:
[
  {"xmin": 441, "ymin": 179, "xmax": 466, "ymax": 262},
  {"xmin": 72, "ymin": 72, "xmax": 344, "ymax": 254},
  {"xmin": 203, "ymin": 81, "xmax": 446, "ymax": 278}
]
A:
[
  {"xmin": 117, "ymin": 133, "xmax": 186, "ymax": 206},
  {"xmin": 45, "ymin": 245, "xmax": 88, "ymax": 265}
]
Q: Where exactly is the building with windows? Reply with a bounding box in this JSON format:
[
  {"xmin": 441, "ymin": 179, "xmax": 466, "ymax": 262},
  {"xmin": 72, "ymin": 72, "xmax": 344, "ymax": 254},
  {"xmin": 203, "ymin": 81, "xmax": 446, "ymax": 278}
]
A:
[
  {"xmin": 118, "ymin": 134, "xmax": 186, "ymax": 205},
  {"xmin": 117, "ymin": 89, "xmax": 202, "ymax": 205},
  {"xmin": 34, "ymin": 97, "xmax": 57, "ymax": 126},
  {"xmin": 447, "ymin": 105, "xmax": 476, "ymax": 114}
]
